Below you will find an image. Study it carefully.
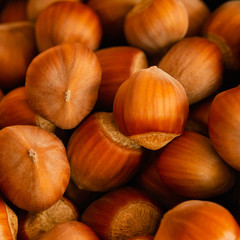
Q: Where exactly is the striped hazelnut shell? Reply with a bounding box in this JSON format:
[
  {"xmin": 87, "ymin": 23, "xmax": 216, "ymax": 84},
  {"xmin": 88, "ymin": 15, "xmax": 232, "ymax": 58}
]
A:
[
  {"xmin": 113, "ymin": 66, "xmax": 189, "ymax": 150},
  {"xmin": 95, "ymin": 46, "xmax": 148, "ymax": 111},
  {"xmin": 67, "ymin": 112, "xmax": 144, "ymax": 192},
  {"xmin": 158, "ymin": 37, "xmax": 223, "ymax": 105},
  {"xmin": 35, "ymin": 1, "xmax": 102, "ymax": 52},
  {"xmin": 203, "ymin": 1, "xmax": 240, "ymax": 70},
  {"xmin": 0, "ymin": 125, "xmax": 70, "ymax": 211},
  {"xmin": 25, "ymin": 42, "xmax": 102, "ymax": 130},
  {"xmin": 124, "ymin": 0, "xmax": 188, "ymax": 55}
]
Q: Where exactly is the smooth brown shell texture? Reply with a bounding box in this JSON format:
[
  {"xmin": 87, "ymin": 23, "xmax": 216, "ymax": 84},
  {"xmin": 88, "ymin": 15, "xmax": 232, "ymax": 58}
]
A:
[
  {"xmin": 124, "ymin": 0, "xmax": 188, "ymax": 54},
  {"xmin": 0, "ymin": 87, "xmax": 55, "ymax": 131},
  {"xmin": 67, "ymin": 112, "xmax": 143, "ymax": 192},
  {"xmin": 0, "ymin": 125, "xmax": 70, "ymax": 211},
  {"xmin": 157, "ymin": 131, "xmax": 236, "ymax": 199},
  {"xmin": 113, "ymin": 66, "xmax": 189, "ymax": 150},
  {"xmin": 203, "ymin": 1, "xmax": 240, "ymax": 70},
  {"xmin": 95, "ymin": 46, "xmax": 148, "ymax": 111},
  {"xmin": 208, "ymin": 86, "xmax": 240, "ymax": 171},
  {"xmin": 27, "ymin": 0, "xmax": 79, "ymax": 21},
  {"xmin": 37, "ymin": 221, "xmax": 100, "ymax": 240},
  {"xmin": 35, "ymin": 1, "xmax": 102, "ymax": 52},
  {"xmin": 154, "ymin": 200, "xmax": 240, "ymax": 240},
  {"xmin": 0, "ymin": 21, "xmax": 37, "ymax": 89},
  {"xmin": 180, "ymin": 0, "xmax": 210, "ymax": 36},
  {"xmin": 81, "ymin": 187, "xmax": 162, "ymax": 240},
  {"xmin": 158, "ymin": 37, "xmax": 223, "ymax": 105},
  {"xmin": 25, "ymin": 42, "xmax": 102, "ymax": 130},
  {"xmin": 134, "ymin": 151, "xmax": 186, "ymax": 208}
]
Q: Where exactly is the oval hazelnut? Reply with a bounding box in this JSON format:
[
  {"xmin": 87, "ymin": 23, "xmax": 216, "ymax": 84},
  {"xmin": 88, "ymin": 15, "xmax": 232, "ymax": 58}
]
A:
[
  {"xmin": 25, "ymin": 42, "xmax": 102, "ymax": 130},
  {"xmin": 35, "ymin": 1, "xmax": 102, "ymax": 52},
  {"xmin": 154, "ymin": 200, "xmax": 240, "ymax": 240},
  {"xmin": 67, "ymin": 112, "xmax": 144, "ymax": 192},
  {"xmin": 0, "ymin": 125, "xmax": 70, "ymax": 211},
  {"xmin": 113, "ymin": 66, "xmax": 189, "ymax": 150}
]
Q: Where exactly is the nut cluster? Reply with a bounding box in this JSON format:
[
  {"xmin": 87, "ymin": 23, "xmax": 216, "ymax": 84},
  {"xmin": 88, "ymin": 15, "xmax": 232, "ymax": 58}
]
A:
[{"xmin": 0, "ymin": 0, "xmax": 240, "ymax": 240}]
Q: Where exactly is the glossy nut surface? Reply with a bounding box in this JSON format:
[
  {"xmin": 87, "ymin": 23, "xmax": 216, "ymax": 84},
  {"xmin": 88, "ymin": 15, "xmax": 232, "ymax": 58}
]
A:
[
  {"xmin": 154, "ymin": 200, "xmax": 240, "ymax": 240},
  {"xmin": 113, "ymin": 66, "xmax": 189, "ymax": 150},
  {"xmin": 158, "ymin": 37, "xmax": 223, "ymax": 105},
  {"xmin": 208, "ymin": 86, "xmax": 240, "ymax": 171},
  {"xmin": 124, "ymin": 0, "xmax": 188, "ymax": 54},
  {"xmin": 157, "ymin": 131, "xmax": 235, "ymax": 199},
  {"xmin": 25, "ymin": 42, "xmax": 102, "ymax": 129},
  {"xmin": 35, "ymin": 1, "xmax": 102, "ymax": 52},
  {"xmin": 0, "ymin": 125, "xmax": 70, "ymax": 211},
  {"xmin": 67, "ymin": 112, "xmax": 144, "ymax": 192}
]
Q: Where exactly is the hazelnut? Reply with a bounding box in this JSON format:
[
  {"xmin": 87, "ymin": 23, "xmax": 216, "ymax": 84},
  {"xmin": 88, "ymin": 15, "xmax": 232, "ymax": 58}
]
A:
[
  {"xmin": 124, "ymin": 0, "xmax": 188, "ymax": 55},
  {"xmin": 67, "ymin": 112, "xmax": 144, "ymax": 192},
  {"xmin": 95, "ymin": 46, "xmax": 148, "ymax": 111},
  {"xmin": 0, "ymin": 86, "xmax": 55, "ymax": 131},
  {"xmin": 0, "ymin": 196, "xmax": 18, "ymax": 240},
  {"xmin": 154, "ymin": 200, "xmax": 240, "ymax": 240},
  {"xmin": 81, "ymin": 187, "xmax": 162, "ymax": 240},
  {"xmin": 26, "ymin": 0, "xmax": 79, "ymax": 21},
  {"xmin": 113, "ymin": 66, "xmax": 189, "ymax": 150},
  {"xmin": 208, "ymin": 86, "xmax": 240, "ymax": 171},
  {"xmin": 157, "ymin": 131, "xmax": 236, "ymax": 199},
  {"xmin": 158, "ymin": 37, "xmax": 223, "ymax": 105},
  {"xmin": 35, "ymin": 1, "xmax": 102, "ymax": 52},
  {"xmin": 37, "ymin": 221, "xmax": 100, "ymax": 240},
  {"xmin": 0, "ymin": 21, "xmax": 37, "ymax": 89},
  {"xmin": 0, "ymin": 125, "xmax": 70, "ymax": 211},
  {"xmin": 133, "ymin": 150, "xmax": 186, "ymax": 209},
  {"xmin": 180, "ymin": 0, "xmax": 210, "ymax": 36},
  {"xmin": 203, "ymin": 1, "xmax": 240, "ymax": 70},
  {"xmin": 18, "ymin": 197, "xmax": 79, "ymax": 240},
  {"xmin": 25, "ymin": 42, "xmax": 102, "ymax": 130}
]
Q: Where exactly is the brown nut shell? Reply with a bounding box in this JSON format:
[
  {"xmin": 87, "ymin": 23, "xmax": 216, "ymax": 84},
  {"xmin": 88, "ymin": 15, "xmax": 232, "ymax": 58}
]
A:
[
  {"xmin": 0, "ymin": 87, "xmax": 55, "ymax": 131},
  {"xmin": 203, "ymin": 1, "xmax": 240, "ymax": 70},
  {"xmin": 157, "ymin": 131, "xmax": 236, "ymax": 199},
  {"xmin": 0, "ymin": 125, "xmax": 70, "ymax": 211},
  {"xmin": 27, "ymin": 0, "xmax": 79, "ymax": 21},
  {"xmin": 81, "ymin": 187, "xmax": 162, "ymax": 240},
  {"xmin": 37, "ymin": 221, "xmax": 100, "ymax": 240},
  {"xmin": 181, "ymin": 0, "xmax": 210, "ymax": 37},
  {"xmin": 133, "ymin": 151, "xmax": 186, "ymax": 209},
  {"xmin": 113, "ymin": 66, "xmax": 189, "ymax": 150},
  {"xmin": 158, "ymin": 37, "xmax": 223, "ymax": 105},
  {"xmin": 25, "ymin": 42, "xmax": 102, "ymax": 130},
  {"xmin": 0, "ymin": 197, "xmax": 18, "ymax": 240},
  {"xmin": 0, "ymin": 21, "xmax": 37, "ymax": 89},
  {"xmin": 95, "ymin": 46, "xmax": 148, "ymax": 111},
  {"xmin": 67, "ymin": 112, "xmax": 144, "ymax": 192},
  {"xmin": 154, "ymin": 200, "xmax": 240, "ymax": 240},
  {"xmin": 124, "ymin": 0, "xmax": 188, "ymax": 55},
  {"xmin": 35, "ymin": 1, "xmax": 102, "ymax": 52},
  {"xmin": 208, "ymin": 86, "xmax": 240, "ymax": 171}
]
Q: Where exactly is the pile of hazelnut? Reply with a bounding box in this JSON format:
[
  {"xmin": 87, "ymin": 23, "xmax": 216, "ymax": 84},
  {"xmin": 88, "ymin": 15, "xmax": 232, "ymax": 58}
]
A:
[{"xmin": 0, "ymin": 0, "xmax": 240, "ymax": 239}]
